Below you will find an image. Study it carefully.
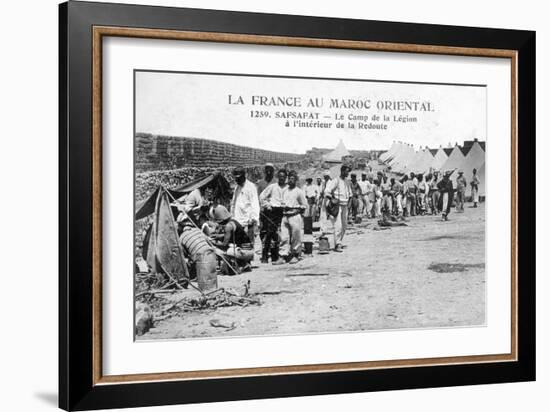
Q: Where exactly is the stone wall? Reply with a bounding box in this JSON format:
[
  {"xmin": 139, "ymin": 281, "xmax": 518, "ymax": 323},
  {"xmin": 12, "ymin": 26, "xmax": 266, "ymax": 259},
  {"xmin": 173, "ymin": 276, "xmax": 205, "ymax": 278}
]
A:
[{"xmin": 136, "ymin": 133, "xmax": 306, "ymax": 172}]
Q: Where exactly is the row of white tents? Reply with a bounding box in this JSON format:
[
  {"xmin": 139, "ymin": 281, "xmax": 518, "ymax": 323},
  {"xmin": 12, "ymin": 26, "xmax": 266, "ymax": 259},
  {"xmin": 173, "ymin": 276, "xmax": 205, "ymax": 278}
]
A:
[{"xmin": 379, "ymin": 140, "xmax": 486, "ymax": 197}]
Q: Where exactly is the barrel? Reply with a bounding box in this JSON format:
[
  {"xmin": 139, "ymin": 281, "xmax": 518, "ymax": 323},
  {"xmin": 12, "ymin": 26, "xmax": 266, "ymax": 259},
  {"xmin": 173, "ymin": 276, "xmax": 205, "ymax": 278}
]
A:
[
  {"xmin": 179, "ymin": 227, "xmax": 213, "ymax": 259},
  {"xmin": 196, "ymin": 251, "xmax": 218, "ymax": 292}
]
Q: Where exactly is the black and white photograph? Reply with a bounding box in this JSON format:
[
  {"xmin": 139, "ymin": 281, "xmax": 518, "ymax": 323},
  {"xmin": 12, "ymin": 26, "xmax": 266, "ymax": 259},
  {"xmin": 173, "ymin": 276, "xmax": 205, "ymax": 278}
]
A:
[{"xmin": 134, "ymin": 70, "xmax": 487, "ymax": 340}]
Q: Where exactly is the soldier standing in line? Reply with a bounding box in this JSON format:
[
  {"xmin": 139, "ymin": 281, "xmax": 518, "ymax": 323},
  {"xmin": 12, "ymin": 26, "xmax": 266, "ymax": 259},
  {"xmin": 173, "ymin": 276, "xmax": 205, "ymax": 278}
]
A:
[
  {"xmin": 455, "ymin": 170, "xmax": 468, "ymax": 212},
  {"xmin": 274, "ymin": 170, "xmax": 307, "ymax": 264},
  {"xmin": 358, "ymin": 173, "xmax": 370, "ymax": 217},
  {"xmin": 429, "ymin": 171, "xmax": 441, "ymax": 215},
  {"xmin": 256, "ymin": 163, "xmax": 275, "ymax": 248},
  {"xmin": 325, "ymin": 165, "xmax": 352, "ymax": 252},
  {"xmin": 304, "ymin": 177, "xmax": 319, "ymax": 218},
  {"xmin": 259, "ymin": 169, "xmax": 287, "ymax": 264},
  {"xmin": 230, "ymin": 167, "xmax": 260, "ymax": 245},
  {"xmin": 390, "ymin": 177, "xmax": 403, "ymax": 217},
  {"xmin": 470, "ymin": 168, "xmax": 481, "ymax": 208},
  {"xmin": 380, "ymin": 175, "xmax": 392, "ymax": 216},
  {"xmin": 437, "ymin": 170, "xmax": 454, "ymax": 221},
  {"xmin": 349, "ymin": 173, "xmax": 363, "ymax": 221}
]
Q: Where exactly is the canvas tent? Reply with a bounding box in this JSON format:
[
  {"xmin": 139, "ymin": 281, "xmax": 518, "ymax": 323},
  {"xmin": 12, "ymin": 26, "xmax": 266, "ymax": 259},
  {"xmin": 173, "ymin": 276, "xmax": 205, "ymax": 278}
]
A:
[
  {"xmin": 477, "ymin": 162, "xmax": 486, "ymax": 198},
  {"xmin": 449, "ymin": 140, "xmax": 485, "ymax": 184},
  {"xmin": 137, "ymin": 185, "xmax": 189, "ymax": 281},
  {"xmin": 174, "ymin": 172, "xmax": 232, "ymax": 204},
  {"xmin": 439, "ymin": 145, "xmax": 465, "ymax": 175},
  {"xmin": 135, "ymin": 173, "xmax": 231, "ymax": 278},
  {"xmin": 135, "ymin": 172, "xmax": 232, "ymax": 220},
  {"xmin": 379, "ymin": 141, "xmax": 398, "ymax": 163},
  {"xmin": 323, "ymin": 139, "xmax": 350, "ymax": 163},
  {"xmin": 389, "ymin": 144, "xmax": 416, "ymax": 174},
  {"xmin": 410, "ymin": 148, "xmax": 435, "ymax": 175},
  {"xmin": 430, "ymin": 147, "xmax": 449, "ymax": 171}
]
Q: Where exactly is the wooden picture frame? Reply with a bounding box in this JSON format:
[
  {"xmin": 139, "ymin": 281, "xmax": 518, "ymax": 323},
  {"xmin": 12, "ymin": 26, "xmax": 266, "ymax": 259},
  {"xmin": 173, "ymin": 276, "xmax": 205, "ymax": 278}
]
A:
[{"xmin": 59, "ymin": 1, "xmax": 535, "ymax": 410}]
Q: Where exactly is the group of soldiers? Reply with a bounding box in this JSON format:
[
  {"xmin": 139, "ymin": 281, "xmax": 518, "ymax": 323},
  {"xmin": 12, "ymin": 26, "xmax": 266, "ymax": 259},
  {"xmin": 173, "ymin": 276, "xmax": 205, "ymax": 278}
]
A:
[
  {"xmin": 308, "ymin": 167, "xmax": 482, "ymax": 223},
  {"xmin": 175, "ymin": 162, "xmax": 482, "ymax": 271}
]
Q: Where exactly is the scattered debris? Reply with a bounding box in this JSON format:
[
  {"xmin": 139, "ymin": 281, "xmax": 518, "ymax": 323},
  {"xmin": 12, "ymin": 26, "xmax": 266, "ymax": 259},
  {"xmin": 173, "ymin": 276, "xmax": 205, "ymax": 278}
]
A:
[
  {"xmin": 286, "ymin": 273, "xmax": 329, "ymax": 277},
  {"xmin": 163, "ymin": 288, "xmax": 262, "ymax": 314},
  {"xmin": 209, "ymin": 319, "xmax": 237, "ymax": 331},
  {"xmin": 379, "ymin": 219, "xmax": 408, "ymax": 227},
  {"xmin": 256, "ymin": 290, "xmax": 297, "ymax": 295},
  {"xmin": 135, "ymin": 289, "xmax": 179, "ymax": 298},
  {"xmin": 428, "ymin": 262, "xmax": 485, "ymax": 273},
  {"xmin": 422, "ymin": 234, "xmax": 460, "ymax": 241}
]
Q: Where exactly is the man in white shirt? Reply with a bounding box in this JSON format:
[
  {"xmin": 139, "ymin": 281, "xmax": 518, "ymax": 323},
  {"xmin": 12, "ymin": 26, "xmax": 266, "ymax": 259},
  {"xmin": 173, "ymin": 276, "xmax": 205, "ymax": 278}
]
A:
[
  {"xmin": 324, "ymin": 165, "xmax": 351, "ymax": 252},
  {"xmin": 380, "ymin": 175, "xmax": 392, "ymax": 216},
  {"xmin": 304, "ymin": 177, "xmax": 319, "ymax": 218},
  {"xmin": 358, "ymin": 173, "xmax": 370, "ymax": 217},
  {"xmin": 274, "ymin": 170, "xmax": 307, "ymax": 264},
  {"xmin": 318, "ymin": 174, "xmax": 331, "ymax": 233},
  {"xmin": 230, "ymin": 167, "xmax": 260, "ymax": 244}
]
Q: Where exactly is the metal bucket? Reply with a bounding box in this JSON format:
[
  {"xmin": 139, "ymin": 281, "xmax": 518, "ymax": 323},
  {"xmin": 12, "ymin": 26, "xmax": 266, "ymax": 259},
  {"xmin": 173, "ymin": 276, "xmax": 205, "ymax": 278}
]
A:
[
  {"xmin": 196, "ymin": 251, "xmax": 218, "ymax": 292},
  {"xmin": 318, "ymin": 236, "xmax": 330, "ymax": 254}
]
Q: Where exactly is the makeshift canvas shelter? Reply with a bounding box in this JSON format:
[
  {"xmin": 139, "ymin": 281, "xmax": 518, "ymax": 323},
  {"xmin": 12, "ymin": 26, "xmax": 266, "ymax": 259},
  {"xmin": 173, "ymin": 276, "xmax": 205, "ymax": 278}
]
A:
[
  {"xmin": 174, "ymin": 172, "xmax": 232, "ymax": 204},
  {"xmin": 137, "ymin": 185, "xmax": 189, "ymax": 281},
  {"xmin": 323, "ymin": 139, "xmax": 350, "ymax": 164},
  {"xmin": 135, "ymin": 172, "xmax": 231, "ymax": 279},
  {"xmin": 136, "ymin": 173, "xmax": 231, "ymax": 220}
]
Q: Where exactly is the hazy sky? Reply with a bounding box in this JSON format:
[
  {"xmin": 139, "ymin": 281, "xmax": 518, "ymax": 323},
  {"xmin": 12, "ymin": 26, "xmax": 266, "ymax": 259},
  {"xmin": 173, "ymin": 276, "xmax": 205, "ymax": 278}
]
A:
[{"xmin": 135, "ymin": 71, "xmax": 486, "ymax": 153}]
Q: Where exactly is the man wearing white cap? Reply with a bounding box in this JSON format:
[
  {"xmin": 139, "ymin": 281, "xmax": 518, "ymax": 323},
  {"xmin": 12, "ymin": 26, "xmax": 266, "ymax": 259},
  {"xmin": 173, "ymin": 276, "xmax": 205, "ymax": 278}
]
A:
[{"xmin": 455, "ymin": 170, "xmax": 467, "ymax": 212}]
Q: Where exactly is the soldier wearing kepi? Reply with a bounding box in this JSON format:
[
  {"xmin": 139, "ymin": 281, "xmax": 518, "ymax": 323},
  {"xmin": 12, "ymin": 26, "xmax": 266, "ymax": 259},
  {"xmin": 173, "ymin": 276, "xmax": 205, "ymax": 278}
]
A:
[
  {"xmin": 470, "ymin": 168, "xmax": 481, "ymax": 207},
  {"xmin": 380, "ymin": 175, "xmax": 392, "ymax": 216},
  {"xmin": 314, "ymin": 177, "xmax": 323, "ymax": 221},
  {"xmin": 455, "ymin": 170, "xmax": 468, "ymax": 212},
  {"xmin": 437, "ymin": 170, "xmax": 454, "ymax": 221},
  {"xmin": 257, "ymin": 163, "xmax": 276, "ymax": 259},
  {"xmin": 349, "ymin": 173, "xmax": 363, "ymax": 221},
  {"xmin": 325, "ymin": 164, "xmax": 352, "ymax": 252},
  {"xmin": 358, "ymin": 173, "xmax": 370, "ymax": 217},
  {"xmin": 274, "ymin": 170, "xmax": 307, "ymax": 264},
  {"xmin": 429, "ymin": 171, "xmax": 441, "ymax": 215},
  {"xmin": 256, "ymin": 163, "xmax": 275, "ymax": 196},
  {"xmin": 318, "ymin": 173, "xmax": 332, "ymax": 233},
  {"xmin": 304, "ymin": 177, "xmax": 319, "ymax": 218},
  {"xmin": 259, "ymin": 169, "xmax": 287, "ymax": 264}
]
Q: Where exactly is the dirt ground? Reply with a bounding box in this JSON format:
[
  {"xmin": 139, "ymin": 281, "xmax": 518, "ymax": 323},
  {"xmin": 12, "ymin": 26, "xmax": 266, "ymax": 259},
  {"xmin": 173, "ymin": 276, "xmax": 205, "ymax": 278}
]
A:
[{"xmin": 138, "ymin": 203, "xmax": 485, "ymax": 341}]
